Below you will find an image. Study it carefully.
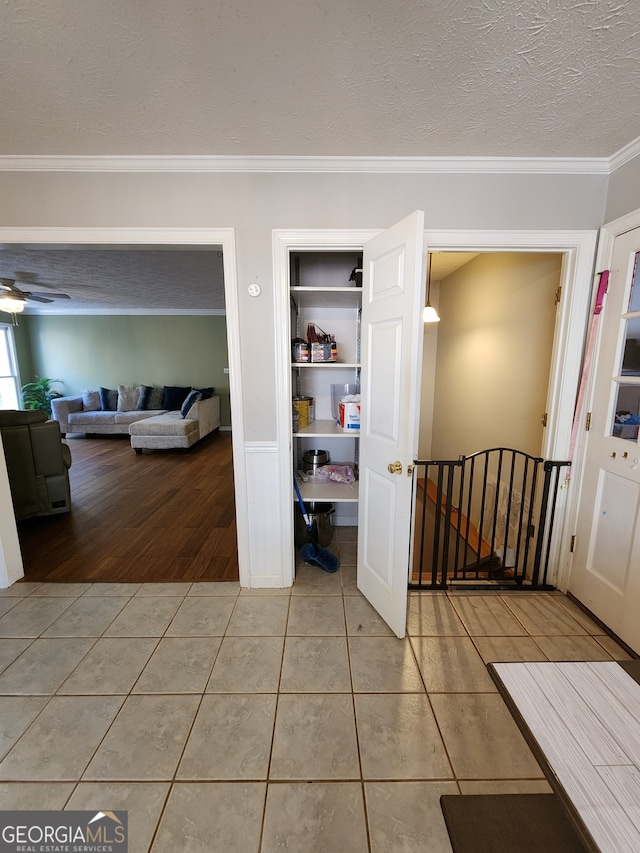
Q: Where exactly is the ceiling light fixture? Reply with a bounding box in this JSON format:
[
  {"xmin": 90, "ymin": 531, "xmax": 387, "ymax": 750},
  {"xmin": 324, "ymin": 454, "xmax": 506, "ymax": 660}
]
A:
[
  {"xmin": 423, "ymin": 252, "xmax": 440, "ymax": 323},
  {"xmin": 0, "ymin": 294, "xmax": 26, "ymax": 314}
]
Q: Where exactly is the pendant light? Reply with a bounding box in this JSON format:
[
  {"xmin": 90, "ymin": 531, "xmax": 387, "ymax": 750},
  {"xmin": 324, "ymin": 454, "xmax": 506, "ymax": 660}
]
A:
[{"xmin": 423, "ymin": 252, "xmax": 440, "ymax": 323}]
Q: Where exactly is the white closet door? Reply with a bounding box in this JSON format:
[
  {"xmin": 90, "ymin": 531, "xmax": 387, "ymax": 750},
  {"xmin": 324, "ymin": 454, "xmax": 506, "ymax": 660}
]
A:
[{"xmin": 357, "ymin": 211, "xmax": 425, "ymax": 638}]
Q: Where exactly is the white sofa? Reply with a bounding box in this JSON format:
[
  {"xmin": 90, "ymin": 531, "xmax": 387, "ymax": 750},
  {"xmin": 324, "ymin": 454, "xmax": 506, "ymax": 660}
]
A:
[
  {"xmin": 129, "ymin": 395, "xmax": 220, "ymax": 452},
  {"xmin": 51, "ymin": 395, "xmax": 167, "ymax": 436},
  {"xmin": 51, "ymin": 386, "xmax": 221, "ymax": 452}
]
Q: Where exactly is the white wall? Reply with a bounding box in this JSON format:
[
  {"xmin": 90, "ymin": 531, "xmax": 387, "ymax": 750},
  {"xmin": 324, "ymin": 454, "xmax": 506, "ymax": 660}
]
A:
[{"xmin": 428, "ymin": 253, "xmax": 562, "ymax": 459}]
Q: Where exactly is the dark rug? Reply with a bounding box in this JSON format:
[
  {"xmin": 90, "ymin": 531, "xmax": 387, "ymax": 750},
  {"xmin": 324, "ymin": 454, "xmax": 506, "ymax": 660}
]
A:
[
  {"xmin": 618, "ymin": 659, "xmax": 640, "ymax": 685},
  {"xmin": 440, "ymin": 793, "xmax": 588, "ymax": 853}
]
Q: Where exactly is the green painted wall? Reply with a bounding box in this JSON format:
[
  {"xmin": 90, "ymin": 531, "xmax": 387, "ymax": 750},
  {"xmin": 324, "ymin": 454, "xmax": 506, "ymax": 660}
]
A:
[
  {"xmin": 10, "ymin": 321, "xmax": 35, "ymax": 394},
  {"xmin": 20, "ymin": 314, "xmax": 231, "ymax": 425}
]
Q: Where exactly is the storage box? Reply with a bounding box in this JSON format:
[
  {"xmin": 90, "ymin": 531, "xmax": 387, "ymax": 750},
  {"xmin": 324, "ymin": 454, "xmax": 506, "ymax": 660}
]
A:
[{"xmin": 310, "ymin": 341, "xmax": 337, "ymax": 363}]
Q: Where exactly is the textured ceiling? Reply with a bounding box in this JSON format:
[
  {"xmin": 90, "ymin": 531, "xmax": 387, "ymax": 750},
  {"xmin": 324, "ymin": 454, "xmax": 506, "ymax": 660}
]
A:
[
  {"xmin": 1, "ymin": 0, "xmax": 639, "ymax": 159},
  {"xmin": 0, "ymin": 248, "xmax": 226, "ymax": 313}
]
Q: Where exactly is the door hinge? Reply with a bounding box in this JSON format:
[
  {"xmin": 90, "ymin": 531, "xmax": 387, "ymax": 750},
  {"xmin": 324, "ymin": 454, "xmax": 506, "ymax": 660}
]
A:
[
  {"xmin": 555, "ymin": 286, "xmax": 562, "ymax": 305},
  {"xmin": 541, "ymin": 413, "xmax": 548, "ymax": 427},
  {"xmin": 585, "ymin": 412, "xmax": 592, "ymax": 431},
  {"xmin": 570, "ymin": 535, "xmax": 576, "ymax": 553}
]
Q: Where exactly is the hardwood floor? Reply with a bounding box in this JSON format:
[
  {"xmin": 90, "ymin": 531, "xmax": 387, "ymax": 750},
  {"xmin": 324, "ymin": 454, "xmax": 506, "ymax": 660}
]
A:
[{"xmin": 17, "ymin": 430, "xmax": 239, "ymax": 583}]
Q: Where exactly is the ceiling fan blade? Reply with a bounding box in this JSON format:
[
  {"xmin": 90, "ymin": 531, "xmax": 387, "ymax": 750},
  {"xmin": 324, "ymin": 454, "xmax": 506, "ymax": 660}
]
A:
[
  {"xmin": 24, "ymin": 294, "xmax": 54, "ymax": 303},
  {"xmin": 26, "ymin": 292, "xmax": 71, "ymax": 301}
]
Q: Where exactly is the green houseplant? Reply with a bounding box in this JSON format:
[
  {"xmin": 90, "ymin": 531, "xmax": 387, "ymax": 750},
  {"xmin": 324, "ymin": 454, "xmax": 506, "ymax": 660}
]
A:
[{"xmin": 21, "ymin": 376, "xmax": 63, "ymax": 419}]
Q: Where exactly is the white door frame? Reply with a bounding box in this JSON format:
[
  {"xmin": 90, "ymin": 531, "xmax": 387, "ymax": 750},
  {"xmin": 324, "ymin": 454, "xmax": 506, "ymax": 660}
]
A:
[
  {"xmin": 275, "ymin": 226, "xmax": 597, "ymax": 592},
  {"xmin": 425, "ymin": 229, "xmax": 597, "ymax": 591},
  {"xmin": 0, "ymin": 226, "xmax": 249, "ymax": 589}
]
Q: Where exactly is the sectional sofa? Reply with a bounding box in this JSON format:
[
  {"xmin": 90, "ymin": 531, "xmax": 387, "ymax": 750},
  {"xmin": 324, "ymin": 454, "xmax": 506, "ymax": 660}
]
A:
[{"xmin": 51, "ymin": 384, "xmax": 220, "ymax": 452}]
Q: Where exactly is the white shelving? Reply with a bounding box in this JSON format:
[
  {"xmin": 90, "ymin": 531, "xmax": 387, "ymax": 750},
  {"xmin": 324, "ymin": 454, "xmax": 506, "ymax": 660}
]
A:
[{"xmin": 290, "ymin": 252, "xmax": 362, "ymax": 516}]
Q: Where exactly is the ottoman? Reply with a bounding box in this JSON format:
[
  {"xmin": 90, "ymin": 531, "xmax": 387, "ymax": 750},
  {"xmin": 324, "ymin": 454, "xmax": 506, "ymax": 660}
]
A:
[{"xmin": 129, "ymin": 411, "xmax": 200, "ymax": 453}]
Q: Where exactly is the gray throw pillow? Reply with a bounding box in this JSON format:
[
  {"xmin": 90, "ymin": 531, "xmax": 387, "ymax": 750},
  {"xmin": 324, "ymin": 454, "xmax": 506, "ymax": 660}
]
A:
[
  {"xmin": 117, "ymin": 384, "xmax": 141, "ymax": 412},
  {"xmin": 82, "ymin": 389, "xmax": 101, "ymax": 411},
  {"xmin": 147, "ymin": 386, "xmax": 164, "ymax": 410}
]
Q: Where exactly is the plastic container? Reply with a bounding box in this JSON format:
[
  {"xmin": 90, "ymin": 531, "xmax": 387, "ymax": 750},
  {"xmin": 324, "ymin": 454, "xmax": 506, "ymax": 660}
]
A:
[
  {"xmin": 331, "ymin": 383, "xmax": 359, "ymax": 423},
  {"xmin": 303, "ymin": 449, "xmax": 329, "ymax": 474}
]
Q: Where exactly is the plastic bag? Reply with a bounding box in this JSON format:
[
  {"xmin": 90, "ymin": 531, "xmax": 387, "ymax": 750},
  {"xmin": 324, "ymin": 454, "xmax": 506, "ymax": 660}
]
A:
[{"xmin": 315, "ymin": 464, "xmax": 356, "ymax": 485}]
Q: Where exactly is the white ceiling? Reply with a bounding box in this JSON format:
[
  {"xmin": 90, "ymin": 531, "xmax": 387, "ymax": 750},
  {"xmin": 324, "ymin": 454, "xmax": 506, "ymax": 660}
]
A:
[
  {"xmin": 1, "ymin": 1, "xmax": 638, "ymax": 314},
  {"xmin": 1, "ymin": 0, "xmax": 639, "ymax": 160}
]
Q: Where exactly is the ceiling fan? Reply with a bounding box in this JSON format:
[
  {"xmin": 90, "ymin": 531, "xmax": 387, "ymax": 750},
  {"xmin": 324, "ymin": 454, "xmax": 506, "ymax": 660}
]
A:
[{"xmin": 0, "ymin": 278, "xmax": 71, "ymax": 314}]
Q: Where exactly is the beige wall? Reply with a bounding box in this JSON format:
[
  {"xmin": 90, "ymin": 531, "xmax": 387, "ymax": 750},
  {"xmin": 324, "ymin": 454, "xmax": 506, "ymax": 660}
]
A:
[{"xmin": 426, "ymin": 252, "xmax": 562, "ymax": 460}]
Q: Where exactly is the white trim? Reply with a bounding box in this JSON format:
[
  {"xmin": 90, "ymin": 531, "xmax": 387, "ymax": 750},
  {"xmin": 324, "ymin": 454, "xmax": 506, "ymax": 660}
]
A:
[
  {"xmin": 0, "ymin": 154, "xmax": 611, "ymax": 175},
  {"xmin": 0, "ymin": 225, "xmax": 249, "ymax": 590},
  {"xmin": 609, "ymin": 137, "xmax": 640, "ymax": 173}
]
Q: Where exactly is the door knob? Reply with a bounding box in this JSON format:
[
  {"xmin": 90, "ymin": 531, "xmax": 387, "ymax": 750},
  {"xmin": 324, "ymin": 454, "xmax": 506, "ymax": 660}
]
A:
[{"xmin": 388, "ymin": 461, "xmax": 403, "ymax": 475}]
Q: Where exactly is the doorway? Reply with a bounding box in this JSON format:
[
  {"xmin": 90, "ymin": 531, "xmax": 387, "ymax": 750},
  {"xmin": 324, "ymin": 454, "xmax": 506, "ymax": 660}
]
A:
[
  {"xmin": 0, "ymin": 227, "xmax": 247, "ymax": 589},
  {"xmin": 421, "ymin": 251, "xmax": 563, "ymax": 461}
]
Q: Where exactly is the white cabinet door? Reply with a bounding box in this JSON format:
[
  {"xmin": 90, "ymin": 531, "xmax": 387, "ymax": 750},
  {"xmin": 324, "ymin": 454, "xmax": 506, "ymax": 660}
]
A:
[
  {"xmin": 357, "ymin": 211, "xmax": 425, "ymax": 638},
  {"xmin": 570, "ymin": 224, "xmax": 640, "ymax": 652}
]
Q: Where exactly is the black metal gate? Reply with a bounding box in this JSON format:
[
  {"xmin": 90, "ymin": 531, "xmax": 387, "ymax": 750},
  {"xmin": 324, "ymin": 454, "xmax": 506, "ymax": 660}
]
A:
[{"xmin": 409, "ymin": 448, "xmax": 570, "ymax": 589}]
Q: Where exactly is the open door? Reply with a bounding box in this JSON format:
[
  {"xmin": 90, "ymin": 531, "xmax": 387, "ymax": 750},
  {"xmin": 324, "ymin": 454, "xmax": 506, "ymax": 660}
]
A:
[
  {"xmin": 357, "ymin": 211, "xmax": 426, "ymax": 637},
  {"xmin": 570, "ymin": 223, "xmax": 640, "ymax": 652}
]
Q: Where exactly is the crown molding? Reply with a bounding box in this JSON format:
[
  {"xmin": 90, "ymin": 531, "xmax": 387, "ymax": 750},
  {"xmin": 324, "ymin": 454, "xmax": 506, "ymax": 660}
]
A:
[
  {"xmin": 0, "ymin": 153, "xmax": 612, "ymax": 175},
  {"xmin": 609, "ymin": 136, "xmax": 640, "ymax": 173}
]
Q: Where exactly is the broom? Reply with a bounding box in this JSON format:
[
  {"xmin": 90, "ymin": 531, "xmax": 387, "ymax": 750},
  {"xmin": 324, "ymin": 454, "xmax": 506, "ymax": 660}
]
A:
[{"xmin": 293, "ymin": 477, "xmax": 339, "ymax": 573}]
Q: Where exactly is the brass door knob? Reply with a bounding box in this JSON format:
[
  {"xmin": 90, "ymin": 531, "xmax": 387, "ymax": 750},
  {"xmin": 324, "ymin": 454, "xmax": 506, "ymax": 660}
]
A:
[{"xmin": 388, "ymin": 460, "xmax": 403, "ymax": 475}]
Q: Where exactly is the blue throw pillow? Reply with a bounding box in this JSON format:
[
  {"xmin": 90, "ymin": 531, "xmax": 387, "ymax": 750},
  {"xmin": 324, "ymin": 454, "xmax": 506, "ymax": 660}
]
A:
[
  {"xmin": 99, "ymin": 387, "xmax": 118, "ymax": 411},
  {"xmin": 194, "ymin": 386, "xmax": 215, "ymax": 399},
  {"xmin": 162, "ymin": 386, "xmax": 191, "ymax": 411},
  {"xmin": 181, "ymin": 390, "xmax": 202, "ymax": 418}
]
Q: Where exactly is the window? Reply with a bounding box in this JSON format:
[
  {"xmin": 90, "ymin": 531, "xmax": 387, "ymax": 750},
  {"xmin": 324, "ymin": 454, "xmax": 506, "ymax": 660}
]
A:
[{"xmin": 0, "ymin": 324, "xmax": 20, "ymax": 409}]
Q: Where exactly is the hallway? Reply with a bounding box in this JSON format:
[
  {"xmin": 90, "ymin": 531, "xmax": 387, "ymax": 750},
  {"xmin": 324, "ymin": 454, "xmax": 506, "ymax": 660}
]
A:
[{"xmin": 0, "ymin": 531, "xmax": 632, "ymax": 852}]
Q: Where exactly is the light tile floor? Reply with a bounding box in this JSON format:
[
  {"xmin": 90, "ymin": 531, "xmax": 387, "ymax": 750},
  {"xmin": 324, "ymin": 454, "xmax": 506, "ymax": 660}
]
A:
[{"xmin": 0, "ymin": 527, "xmax": 632, "ymax": 852}]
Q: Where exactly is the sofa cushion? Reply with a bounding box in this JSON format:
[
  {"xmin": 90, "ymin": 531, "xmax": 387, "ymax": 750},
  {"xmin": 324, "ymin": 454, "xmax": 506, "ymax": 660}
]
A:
[
  {"xmin": 129, "ymin": 412, "xmax": 199, "ymax": 437},
  {"xmin": 181, "ymin": 390, "xmax": 202, "ymax": 418},
  {"xmin": 117, "ymin": 384, "xmax": 141, "ymax": 412},
  {"xmin": 81, "ymin": 389, "xmax": 101, "ymax": 411},
  {"xmin": 0, "ymin": 410, "xmax": 46, "ymax": 427},
  {"xmin": 69, "ymin": 411, "xmax": 118, "ymax": 426},
  {"xmin": 162, "ymin": 386, "xmax": 191, "ymax": 411},
  {"xmin": 99, "ymin": 387, "xmax": 118, "ymax": 411},
  {"xmin": 148, "ymin": 386, "xmax": 164, "ymax": 409},
  {"xmin": 114, "ymin": 410, "xmax": 167, "ymax": 425}
]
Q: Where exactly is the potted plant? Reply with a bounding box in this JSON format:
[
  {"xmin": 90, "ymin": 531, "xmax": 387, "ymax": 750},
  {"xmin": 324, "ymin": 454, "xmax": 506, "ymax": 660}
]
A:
[{"xmin": 21, "ymin": 376, "xmax": 63, "ymax": 419}]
